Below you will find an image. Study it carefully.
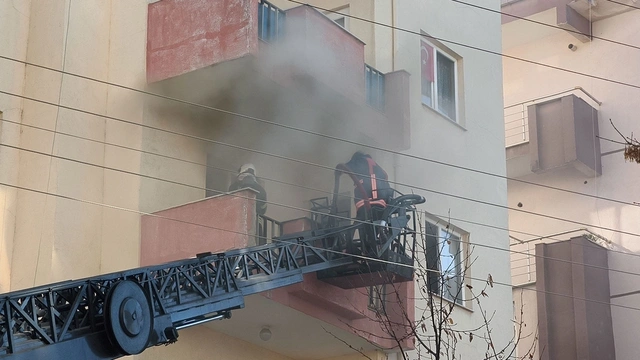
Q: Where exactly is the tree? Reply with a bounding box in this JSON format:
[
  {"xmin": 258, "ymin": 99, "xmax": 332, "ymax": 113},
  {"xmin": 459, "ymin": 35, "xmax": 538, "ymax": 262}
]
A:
[
  {"xmin": 606, "ymin": 119, "xmax": 640, "ymax": 164},
  {"xmin": 330, "ymin": 214, "xmax": 538, "ymax": 360}
]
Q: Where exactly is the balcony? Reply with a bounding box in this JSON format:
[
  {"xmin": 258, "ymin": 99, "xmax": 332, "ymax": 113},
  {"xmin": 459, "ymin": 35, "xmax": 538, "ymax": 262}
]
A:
[
  {"xmin": 365, "ymin": 64, "xmax": 385, "ymax": 111},
  {"xmin": 140, "ymin": 190, "xmax": 414, "ymax": 357},
  {"xmin": 502, "ymin": 0, "xmax": 637, "ymax": 46},
  {"xmin": 146, "ymin": 0, "xmax": 410, "ymax": 149},
  {"xmin": 504, "ymin": 88, "xmax": 602, "ymax": 178}
]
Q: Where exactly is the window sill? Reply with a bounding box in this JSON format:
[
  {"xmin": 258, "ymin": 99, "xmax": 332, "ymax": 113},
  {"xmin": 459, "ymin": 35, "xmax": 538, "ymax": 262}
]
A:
[
  {"xmin": 421, "ymin": 103, "xmax": 466, "ymax": 131},
  {"xmin": 429, "ymin": 292, "xmax": 474, "ymax": 313}
]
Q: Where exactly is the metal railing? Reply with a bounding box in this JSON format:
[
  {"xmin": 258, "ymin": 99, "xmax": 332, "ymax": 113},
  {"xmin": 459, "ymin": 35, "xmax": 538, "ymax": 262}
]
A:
[
  {"xmin": 509, "ymin": 228, "xmax": 612, "ymax": 287},
  {"xmin": 258, "ymin": 0, "xmax": 285, "ymax": 43},
  {"xmin": 257, "ymin": 214, "xmax": 282, "ymax": 245},
  {"xmin": 510, "ymin": 241, "xmax": 536, "ymax": 286},
  {"xmin": 504, "ymin": 87, "xmax": 602, "ymax": 147},
  {"xmin": 365, "ymin": 64, "xmax": 385, "ymax": 111},
  {"xmin": 0, "ymin": 232, "xmax": 360, "ymax": 357},
  {"xmin": 309, "ymin": 197, "xmax": 351, "ymax": 229}
]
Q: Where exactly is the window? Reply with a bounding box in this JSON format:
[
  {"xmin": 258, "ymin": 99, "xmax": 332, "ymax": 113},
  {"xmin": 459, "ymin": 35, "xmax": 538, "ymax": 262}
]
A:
[
  {"xmin": 324, "ymin": 6, "xmax": 350, "ymax": 30},
  {"xmin": 421, "ymin": 39, "xmax": 459, "ymax": 121},
  {"xmin": 368, "ymin": 284, "xmax": 386, "ymax": 312},
  {"xmin": 425, "ymin": 220, "xmax": 466, "ymax": 305},
  {"xmin": 258, "ymin": 0, "xmax": 285, "ymax": 43}
]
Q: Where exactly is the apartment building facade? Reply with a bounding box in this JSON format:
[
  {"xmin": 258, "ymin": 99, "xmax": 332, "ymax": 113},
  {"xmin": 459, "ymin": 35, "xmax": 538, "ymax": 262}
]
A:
[
  {"xmin": 502, "ymin": 1, "xmax": 640, "ymax": 358},
  {"xmin": 0, "ymin": 0, "xmax": 511, "ymax": 358}
]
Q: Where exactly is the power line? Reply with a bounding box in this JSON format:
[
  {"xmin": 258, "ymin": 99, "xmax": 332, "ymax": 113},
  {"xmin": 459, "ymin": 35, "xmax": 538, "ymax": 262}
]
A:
[
  {"xmin": 0, "ymin": 2, "xmax": 638, "ymax": 284},
  {"xmin": 2, "ymin": 88, "xmax": 639, "ymax": 240},
  {"xmin": 3, "ymin": 117, "xmax": 640, "ymax": 280},
  {"xmin": 0, "ymin": 53, "xmax": 637, "ymax": 211},
  {"xmin": 2, "ymin": 87, "xmax": 639, "ymax": 240},
  {"xmin": 3, "ymin": 115, "xmax": 636, "ymax": 267},
  {"xmin": 454, "ymin": 0, "xmax": 640, "ymax": 51},
  {"xmin": 1, "ymin": 178, "xmax": 640, "ymax": 314},
  {"xmin": 34, "ymin": 0, "xmax": 73, "ymax": 288},
  {"xmin": 607, "ymin": 0, "xmax": 640, "ymax": 11},
  {"xmin": 289, "ymin": 0, "xmax": 640, "ymax": 91},
  {"xmin": 0, "ymin": 114, "xmax": 630, "ymax": 256}
]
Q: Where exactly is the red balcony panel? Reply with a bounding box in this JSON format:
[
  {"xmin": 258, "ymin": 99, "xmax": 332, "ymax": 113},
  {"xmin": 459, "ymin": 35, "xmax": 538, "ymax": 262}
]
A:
[
  {"xmin": 140, "ymin": 190, "xmax": 257, "ymax": 266},
  {"xmin": 283, "ymin": 5, "xmax": 366, "ymax": 103},
  {"xmin": 147, "ymin": 0, "xmax": 260, "ymax": 83},
  {"xmin": 262, "ymin": 217, "xmax": 414, "ymax": 349},
  {"xmin": 146, "ymin": 1, "xmax": 411, "ymax": 151},
  {"xmin": 263, "ymin": 275, "xmax": 414, "ymax": 349}
]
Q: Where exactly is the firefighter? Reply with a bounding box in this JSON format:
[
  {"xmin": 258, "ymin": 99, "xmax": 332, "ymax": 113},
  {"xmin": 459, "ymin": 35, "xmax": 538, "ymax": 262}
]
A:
[
  {"xmin": 343, "ymin": 151, "xmax": 394, "ymax": 256},
  {"xmin": 228, "ymin": 163, "xmax": 267, "ymax": 216}
]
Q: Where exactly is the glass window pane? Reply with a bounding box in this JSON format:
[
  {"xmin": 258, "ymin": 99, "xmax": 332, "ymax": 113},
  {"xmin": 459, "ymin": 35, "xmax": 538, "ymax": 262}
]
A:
[
  {"xmin": 425, "ymin": 222, "xmax": 441, "ymax": 294},
  {"xmin": 421, "ymin": 42, "xmax": 434, "ymax": 107},
  {"xmin": 436, "ymin": 52, "xmax": 456, "ymax": 120},
  {"xmin": 440, "ymin": 229, "xmax": 462, "ymax": 304}
]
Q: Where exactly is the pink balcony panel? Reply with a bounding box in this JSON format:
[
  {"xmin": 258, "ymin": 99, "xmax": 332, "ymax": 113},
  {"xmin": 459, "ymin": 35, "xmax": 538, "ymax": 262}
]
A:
[
  {"xmin": 140, "ymin": 190, "xmax": 257, "ymax": 266},
  {"xmin": 283, "ymin": 5, "xmax": 366, "ymax": 102},
  {"xmin": 263, "ymin": 218, "xmax": 415, "ymax": 349},
  {"xmin": 147, "ymin": 0, "xmax": 260, "ymax": 83}
]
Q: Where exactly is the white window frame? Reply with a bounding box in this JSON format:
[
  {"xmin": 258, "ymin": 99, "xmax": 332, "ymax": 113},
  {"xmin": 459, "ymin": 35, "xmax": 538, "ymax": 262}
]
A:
[
  {"xmin": 368, "ymin": 284, "xmax": 386, "ymax": 312},
  {"xmin": 421, "ymin": 39, "xmax": 460, "ymax": 123},
  {"xmin": 424, "ymin": 218, "xmax": 468, "ymax": 305}
]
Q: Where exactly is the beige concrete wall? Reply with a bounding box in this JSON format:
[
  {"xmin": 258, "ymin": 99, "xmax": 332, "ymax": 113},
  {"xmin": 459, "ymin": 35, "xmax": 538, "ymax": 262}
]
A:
[
  {"xmin": 607, "ymin": 249, "xmax": 640, "ymax": 360},
  {"xmin": 503, "ymin": 10, "xmax": 640, "ymax": 250},
  {"xmin": 392, "ymin": 0, "xmax": 514, "ymax": 358},
  {"xmin": 323, "ymin": 351, "xmax": 388, "ymax": 360},
  {"xmin": 6, "ymin": 0, "xmax": 151, "ymax": 290},
  {"xmin": 503, "ymin": 10, "xmax": 640, "ymax": 360},
  {"xmin": 0, "ymin": 0, "xmax": 394, "ymax": 293},
  {"xmin": 0, "ymin": 0, "xmax": 507, "ymax": 358},
  {"xmin": 134, "ymin": 326, "xmax": 294, "ymax": 360},
  {"xmin": 0, "ymin": 0, "xmax": 32, "ymax": 293},
  {"xmin": 9, "ymin": 0, "xmax": 69, "ymax": 290},
  {"xmin": 135, "ymin": 325, "xmax": 386, "ymax": 360}
]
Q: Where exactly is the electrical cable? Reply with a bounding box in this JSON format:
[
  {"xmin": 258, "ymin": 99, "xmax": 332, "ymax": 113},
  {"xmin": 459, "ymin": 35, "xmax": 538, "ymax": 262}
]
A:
[
  {"xmin": 0, "ymin": 53, "xmax": 637, "ymax": 210},
  {"xmin": 607, "ymin": 0, "xmax": 640, "ymax": 11},
  {"xmin": 33, "ymin": 0, "xmax": 73, "ymax": 287},
  {"xmin": 1, "ymin": 178, "xmax": 639, "ymax": 314},
  {"xmin": 453, "ymin": 0, "xmax": 640, "ymax": 51},
  {"xmin": 1, "ymin": 120, "xmax": 640, "ymax": 279},
  {"xmin": 288, "ymin": 0, "xmax": 640, "ymax": 91},
  {"xmin": 0, "ymin": 115, "xmax": 631, "ymax": 257},
  {"xmin": 3, "ymin": 0, "xmax": 640, "ymax": 299},
  {"xmin": 4, "ymin": 115, "xmax": 638, "ymax": 268},
  {"xmin": 2, "ymin": 88, "xmax": 639, "ymax": 240}
]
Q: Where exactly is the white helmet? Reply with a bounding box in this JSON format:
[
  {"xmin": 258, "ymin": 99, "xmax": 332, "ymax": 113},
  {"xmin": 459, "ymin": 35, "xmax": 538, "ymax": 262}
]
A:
[{"xmin": 239, "ymin": 163, "xmax": 256, "ymax": 175}]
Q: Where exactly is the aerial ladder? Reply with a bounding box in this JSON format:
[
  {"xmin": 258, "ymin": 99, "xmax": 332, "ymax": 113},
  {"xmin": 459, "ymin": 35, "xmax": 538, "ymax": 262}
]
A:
[{"xmin": 0, "ymin": 165, "xmax": 424, "ymax": 359}]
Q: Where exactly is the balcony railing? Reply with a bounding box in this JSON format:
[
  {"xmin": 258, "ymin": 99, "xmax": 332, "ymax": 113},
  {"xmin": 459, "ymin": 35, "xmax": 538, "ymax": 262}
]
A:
[
  {"xmin": 504, "ymin": 103, "xmax": 530, "ymax": 147},
  {"xmin": 257, "ymin": 214, "xmax": 282, "ymax": 245},
  {"xmin": 258, "ymin": 0, "xmax": 285, "ymax": 43},
  {"xmin": 309, "ymin": 197, "xmax": 351, "ymax": 229},
  {"xmin": 365, "ymin": 64, "xmax": 385, "ymax": 111},
  {"xmin": 504, "ymin": 87, "xmax": 601, "ymax": 147}
]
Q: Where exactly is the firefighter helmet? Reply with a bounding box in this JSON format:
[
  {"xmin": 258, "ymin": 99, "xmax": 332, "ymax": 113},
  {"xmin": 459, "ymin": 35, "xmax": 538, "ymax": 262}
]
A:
[{"xmin": 239, "ymin": 163, "xmax": 256, "ymax": 175}]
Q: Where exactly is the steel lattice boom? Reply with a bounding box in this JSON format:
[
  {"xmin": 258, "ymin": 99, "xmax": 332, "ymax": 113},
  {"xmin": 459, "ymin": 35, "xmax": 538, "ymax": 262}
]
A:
[{"xmin": 0, "ymin": 194, "xmax": 423, "ymax": 360}]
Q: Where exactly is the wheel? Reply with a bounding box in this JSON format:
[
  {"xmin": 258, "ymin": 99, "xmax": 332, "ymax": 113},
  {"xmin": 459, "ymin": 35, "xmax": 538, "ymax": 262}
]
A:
[{"xmin": 104, "ymin": 280, "xmax": 153, "ymax": 355}]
